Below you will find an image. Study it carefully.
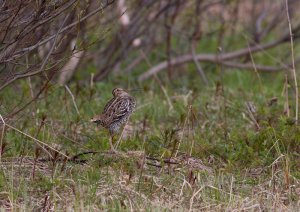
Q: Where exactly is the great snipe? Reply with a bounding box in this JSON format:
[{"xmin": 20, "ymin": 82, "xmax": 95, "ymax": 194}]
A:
[{"xmin": 90, "ymin": 88, "xmax": 136, "ymax": 152}]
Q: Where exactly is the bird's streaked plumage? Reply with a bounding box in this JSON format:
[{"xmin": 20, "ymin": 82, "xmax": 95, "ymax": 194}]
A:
[{"xmin": 91, "ymin": 88, "xmax": 136, "ymax": 151}]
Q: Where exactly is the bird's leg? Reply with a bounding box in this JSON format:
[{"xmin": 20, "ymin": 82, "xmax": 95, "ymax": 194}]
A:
[
  {"xmin": 109, "ymin": 135, "xmax": 117, "ymax": 153},
  {"xmin": 115, "ymin": 122, "xmax": 128, "ymax": 150}
]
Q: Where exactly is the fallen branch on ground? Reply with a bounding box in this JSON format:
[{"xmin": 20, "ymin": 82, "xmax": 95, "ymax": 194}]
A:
[{"xmin": 138, "ymin": 29, "xmax": 300, "ymax": 81}]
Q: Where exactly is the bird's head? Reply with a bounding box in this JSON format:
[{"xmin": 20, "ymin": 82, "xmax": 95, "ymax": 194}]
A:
[{"xmin": 112, "ymin": 88, "xmax": 130, "ymax": 97}]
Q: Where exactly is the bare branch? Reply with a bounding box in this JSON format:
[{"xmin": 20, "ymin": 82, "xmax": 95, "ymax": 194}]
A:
[
  {"xmin": 1, "ymin": 0, "xmax": 115, "ymax": 63},
  {"xmin": 138, "ymin": 33, "xmax": 297, "ymax": 81}
]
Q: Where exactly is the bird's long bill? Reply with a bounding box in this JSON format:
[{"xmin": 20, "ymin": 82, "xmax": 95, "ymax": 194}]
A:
[{"xmin": 126, "ymin": 88, "xmax": 142, "ymax": 92}]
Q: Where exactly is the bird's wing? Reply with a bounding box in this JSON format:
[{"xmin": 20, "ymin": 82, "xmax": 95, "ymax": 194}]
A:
[
  {"xmin": 111, "ymin": 97, "xmax": 135, "ymax": 123},
  {"xmin": 103, "ymin": 97, "xmax": 117, "ymax": 113}
]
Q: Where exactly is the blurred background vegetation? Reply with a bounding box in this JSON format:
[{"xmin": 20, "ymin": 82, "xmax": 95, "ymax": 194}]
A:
[{"xmin": 0, "ymin": 0, "xmax": 300, "ymax": 210}]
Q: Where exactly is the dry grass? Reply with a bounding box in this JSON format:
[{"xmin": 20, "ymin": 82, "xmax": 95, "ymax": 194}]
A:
[{"xmin": 0, "ymin": 149, "xmax": 299, "ymax": 211}]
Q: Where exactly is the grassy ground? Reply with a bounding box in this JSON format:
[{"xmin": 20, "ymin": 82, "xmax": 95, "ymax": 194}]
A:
[{"xmin": 0, "ymin": 69, "xmax": 300, "ymax": 211}]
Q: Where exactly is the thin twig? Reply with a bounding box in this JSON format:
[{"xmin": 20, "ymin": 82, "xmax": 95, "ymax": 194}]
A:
[
  {"xmin": 5, "ymin": 78, "xmax": 52, "ymax": 119},
  {"xmin": 0, "ymin": 61, "xmax": 59, "ymax": 92},
  {"xmin": 5, "ymin": 123, "xmax": 70, "ymax": 159},
  {"xmin": 0, "ymin": 13, "xmax": 69, "ymax": 91},
  {"xmin": 9, "ymin": 1, "xmax": 115, "ymax": 60},
  {"xmin": 41, "ymin": 15, "xmax": 70, "ymax": 80}
]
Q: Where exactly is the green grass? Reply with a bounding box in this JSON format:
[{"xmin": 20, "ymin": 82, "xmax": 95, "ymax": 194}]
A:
[{"xmin": 0, "ymin": 67, "xmax": 300, "ymax": 210}]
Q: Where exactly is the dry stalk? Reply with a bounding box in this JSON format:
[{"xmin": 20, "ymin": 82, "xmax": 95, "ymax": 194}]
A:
[
  {"xmin": 140, "ymin": 49, "xmax": 174, "ymax": 112},
  {"xmin": 191, "ymin": 41, "xmax": 208, "ymax": 85},
  {"xmin": 189, "ymin": 185, "xmax": 205, "ymax": 212},
  {"xmin": 247, "ymin": 42, "xmax": 264, "ymax": 94},
  {"xmin": 285, "ymin": 0, "xmax": 298, "ymax": 124},
  {"xmin": 26, "ymin": 53, "xmax": 38, "ymax": 125},
  {"xmin": 284, "ymin": 155, "xmax": 290, "ymax": 187},
  {"xmin": 0, "ymin": 113, "xmax": 6, "ymax": 162},
  {"xmin": 188, "ymin": 106, "xmax": 196, "ymax": 157},
  {"xmin": 153, "ymin": 74, "xmax": 174, "ymax": 112},
  {"xmin": 64, "ymin": 85, "xmax": 80, "ymax": 115},
  {"xmin": 228, "ymin": 175, "xmax": 234, "ymax": 206},
  {"xmin": 90, "ymin": 73, "xmax": 94, "ymax": 89},
  {"xmin": 175, "ymin": 105, "xmax": 192, "ymax": 157},
  {"xmin": 284, "ymin": 74, "xmax": 290, "ymax": 117},
  {"xmin": 5, "ymin": 123, "xmax": 69, "ymax": 159}
]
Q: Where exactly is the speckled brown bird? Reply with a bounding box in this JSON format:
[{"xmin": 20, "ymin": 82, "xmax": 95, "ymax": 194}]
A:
[{"xmin": 91, "ymin": 88, "xmax": 136, "ymax": 151}]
